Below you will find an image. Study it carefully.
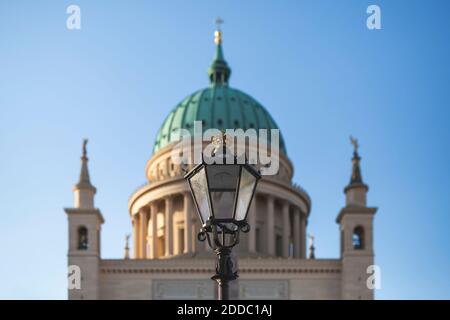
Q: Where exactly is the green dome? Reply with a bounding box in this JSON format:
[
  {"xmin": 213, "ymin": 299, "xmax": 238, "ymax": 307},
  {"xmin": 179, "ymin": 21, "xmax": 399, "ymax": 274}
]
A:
[{"xmin": 153, "ymin": 31, "xmax": 287, "ymax": 154}]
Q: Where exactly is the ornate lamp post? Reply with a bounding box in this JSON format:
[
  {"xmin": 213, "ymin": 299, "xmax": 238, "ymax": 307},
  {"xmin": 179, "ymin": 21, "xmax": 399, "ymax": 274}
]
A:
[{"xmin": 184, "ymin": 134, "xmax": 261, "ymax": 300}]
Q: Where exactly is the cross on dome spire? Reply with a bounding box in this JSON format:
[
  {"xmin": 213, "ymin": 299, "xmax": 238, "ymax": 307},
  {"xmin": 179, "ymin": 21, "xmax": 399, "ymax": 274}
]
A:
[
  {"xmin": 214, "ymin": 17, "xmax": 224, "ymax": 45},
  {"xmin": 216, "ymin": 17, "xmax": 224, "ymax": 30}
]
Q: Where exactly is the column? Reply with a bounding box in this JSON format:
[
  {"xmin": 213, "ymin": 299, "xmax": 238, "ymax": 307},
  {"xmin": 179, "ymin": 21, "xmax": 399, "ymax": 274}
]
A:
[
  {"xmin": 139, "ymin": 207, "xmax": 149, "ymax": 259},
  {"xmin": 184, "ymin": 193, "xmax": 193, "ymax": 254},
  {"xmin": 300, "ymin": 211, "xmax": 307, "ymax": 258},
  {"xmin": 267, "ymin": 195, "xmax": 275, "ymax": 256},
  {"xmin": 165, "ymin": 158, "xmax": 170, "ymax": 178},
  {"xmin": 165, "ymin": 196, "xmax": 173, "ymax": 256},
  {"xmin": 132, "ymin": 214, "xmax": 139, "ymax": 259},
  {"xmin": 282, "ymin": 201, "xmax": 290, "ymax": 258},
  {"xmin": 293, "ymin": 208, "xmax": 301, "ymax": 258},
  {"xmin": 248, "ymin": 196, "xmax": 257, "ymax": 253},
  {"xmin": 192, "ymin": 215, "xmax": 198, "ymax": 253},
  {"xmin": 150, "ymin": 202, "xmax": 158, "ymax": 259}
]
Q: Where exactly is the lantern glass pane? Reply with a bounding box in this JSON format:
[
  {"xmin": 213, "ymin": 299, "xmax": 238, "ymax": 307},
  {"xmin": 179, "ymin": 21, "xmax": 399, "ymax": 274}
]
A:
[
  {"xmin": 206, "ymin": 165, "xmax": 240, "ymax": 190},
  {"xmin": 206, "ymin": 165, "xmax": 240, "ymax": 219},
  {"xmin": 210, "ymin": 191, "xmax": 236, "ymax": 219},
  {"xmin": 235, "ymin": 167, "xmax": 257, "ymax": 221},
  {"xmin": 189, "ymin": 167, "xmax": 211, "ymax": 223}
]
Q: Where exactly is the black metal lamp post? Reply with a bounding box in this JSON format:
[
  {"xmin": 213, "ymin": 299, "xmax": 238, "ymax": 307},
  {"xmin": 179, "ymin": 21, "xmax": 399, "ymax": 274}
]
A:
[{"xmin": 184, "ymin": 134, "xmax": 261, "ymax": 300}]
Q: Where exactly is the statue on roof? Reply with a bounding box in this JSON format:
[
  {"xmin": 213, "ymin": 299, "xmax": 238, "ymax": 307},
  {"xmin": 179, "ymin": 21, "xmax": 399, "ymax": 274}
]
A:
[
  {"xmin": 350, "ymin": 135, "xmax": 359, "ymax": 153},
  {"xmin": 82, "ymin": 139, "xmax": 88, "ymax": 158}
]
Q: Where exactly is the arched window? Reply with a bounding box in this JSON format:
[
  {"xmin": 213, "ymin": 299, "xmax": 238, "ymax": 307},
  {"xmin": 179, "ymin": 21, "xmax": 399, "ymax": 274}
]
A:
[
  {"xmin": 352, "ymin": 226, "xmax": 365, "ymax": 250},
  {"xmin": 78, "ymin": 226, "xmax": 88, "ymax": 250}
]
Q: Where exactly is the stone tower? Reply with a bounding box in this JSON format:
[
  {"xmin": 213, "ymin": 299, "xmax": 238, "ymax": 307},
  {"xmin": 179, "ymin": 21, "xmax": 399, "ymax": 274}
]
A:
[
  {"xmin": 65, "ymin": 139, "xmax": 104, "ymax": 299},
  {"xmin": 337, "ymin": 138, "xmax": 377, "ymax": 299}
]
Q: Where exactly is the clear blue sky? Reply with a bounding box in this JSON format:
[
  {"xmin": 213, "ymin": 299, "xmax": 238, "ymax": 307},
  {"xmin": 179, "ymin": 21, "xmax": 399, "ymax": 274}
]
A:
[{"xmin": 0, "ymin": 0, "xmax": 449, "ymax": 299}]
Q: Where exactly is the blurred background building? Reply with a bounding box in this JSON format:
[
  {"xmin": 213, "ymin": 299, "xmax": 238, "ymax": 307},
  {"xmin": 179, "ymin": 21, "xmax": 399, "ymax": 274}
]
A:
[{"xmin": 65, "ymin": 28, "xmax": 377, "ymax": 300}]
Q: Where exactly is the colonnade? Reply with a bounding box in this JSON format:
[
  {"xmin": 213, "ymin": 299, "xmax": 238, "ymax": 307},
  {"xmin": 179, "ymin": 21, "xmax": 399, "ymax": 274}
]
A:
[{"xmin": 132, "ymin": 193, "xmax": 307, "ymax": 259}]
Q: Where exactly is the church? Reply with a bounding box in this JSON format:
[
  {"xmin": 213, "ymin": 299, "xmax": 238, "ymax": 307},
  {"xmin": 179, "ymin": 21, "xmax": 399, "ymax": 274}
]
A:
[{"xmin": 65, "ymin": 26, "xmax": 377, "ymax": 300}]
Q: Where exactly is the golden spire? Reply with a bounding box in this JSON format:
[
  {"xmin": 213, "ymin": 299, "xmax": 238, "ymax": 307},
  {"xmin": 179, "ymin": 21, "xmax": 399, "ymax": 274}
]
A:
[{"xmin": 214, "ymin": 17, "xmax": 224, "ymax": 45}]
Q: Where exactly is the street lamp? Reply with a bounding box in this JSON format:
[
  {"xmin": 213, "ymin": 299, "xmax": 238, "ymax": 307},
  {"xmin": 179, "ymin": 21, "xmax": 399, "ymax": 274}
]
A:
[{"xmin": 184, "ymin": 133, "xmax": 261, "ymax": 300}]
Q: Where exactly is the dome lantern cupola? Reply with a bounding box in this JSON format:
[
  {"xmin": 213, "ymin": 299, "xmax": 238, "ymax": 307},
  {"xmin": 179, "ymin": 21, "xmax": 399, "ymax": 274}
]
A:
[
  {"xmin": 152, "ymin": 21, "xmax": 287, "ymax": 155},
  {"xmin": 208, "ymin": 19, "xmax": 231, "ymax": 85}
]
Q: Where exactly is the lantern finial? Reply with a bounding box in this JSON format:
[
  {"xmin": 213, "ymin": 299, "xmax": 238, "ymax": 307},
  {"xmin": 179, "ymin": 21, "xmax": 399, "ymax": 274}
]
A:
[{"xmin": 212, "ymin": 131, "xmax": 229, "ymax": 154}]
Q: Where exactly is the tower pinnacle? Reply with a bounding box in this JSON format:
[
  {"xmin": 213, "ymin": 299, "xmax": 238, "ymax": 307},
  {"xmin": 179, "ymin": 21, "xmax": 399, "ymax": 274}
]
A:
[
  {"xmin": 349, "ymin": 136, "xmax": 364, "ymax": 185},
  {"xmin": 344, "ymin": 136, "xmax": 368, "ymax": 207},
  {"xmin": 73, "ymin": 139, "xmax": 96, "ymax": 208},
  {"xmin": 76, "ymin": 139, "xmax": 95, "ymax": 189}
]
